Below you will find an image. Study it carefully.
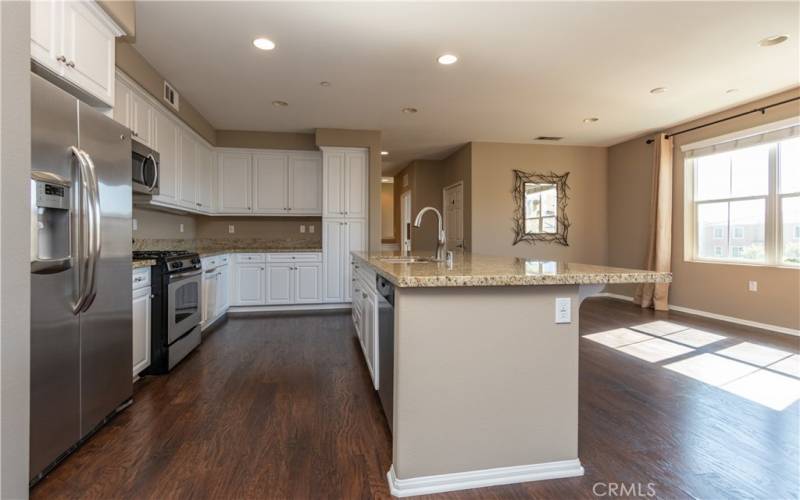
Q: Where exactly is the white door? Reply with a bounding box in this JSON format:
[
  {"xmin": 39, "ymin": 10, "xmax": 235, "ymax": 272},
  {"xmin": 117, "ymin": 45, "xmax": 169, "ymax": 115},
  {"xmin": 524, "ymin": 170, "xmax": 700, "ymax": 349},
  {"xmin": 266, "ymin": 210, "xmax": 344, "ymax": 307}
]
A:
[
  {"xmin": 323, "ymin": 151, "xmax": 346, "ymax": 217},
  {"xmin": 295, "ymin": 263, "xmax": 322, "ymax": 303},
  {"xmin": 289, "ymin": 155, "xmax": 322, "ymax": 214},
  {"xmin": 343, "ymin": 219, "xmax": 367, "ymax": 303},
  {"xmin": 215, "ymin": 265, "xmax": 229, "ymax": 316},
  {"xmin": 344, "ymin": 151, "xmax": 368, "ymax": 218},
  {"xmin": 401, "ymin": 191, "xmax": 412, "ymax": 254},
  {"xmin": 253, "ymin": 153, "xmax": 289, "ymax": 214},
  {"xmin": 196, "ymin": 143, "xmax": 213, "ymax": 212},
  {"xmin": 322, "ymin": 220, "xmax": 345, "ymax": 302},
  {"xmin": 234, "ymin": 264, "xmax": 265, "ymax": 306},
  {"xmin": 130, "ymin": 92, "xmax": 153, "ymax": 146},
  {"xmin": 61, "ymin": 1, "xmax": 116, "ymax": 105},
  {"xmin": 179, "ymin": 133, "xmax": 197, "ymax": 207},
  {"xmin": 153, "ymin": 110, "xmax": 179, "ymax": 203},
  {"xmin": 218, "ymin": 152, "xmax": 252, "ymax": 213},
  {"xmin": 443, "ymin": 182, "xmax": 464, "ymax": 249},
  {"xmin": 131, "ymin": 286, "xmax": 151, "ymax": 376},
  {"xmin": 266, "ymin": 264, "xmax": 293, "ymax": 305},
  {"xmin": 31, "ymin": 0, "xmax": 61, "ymax": 76}
]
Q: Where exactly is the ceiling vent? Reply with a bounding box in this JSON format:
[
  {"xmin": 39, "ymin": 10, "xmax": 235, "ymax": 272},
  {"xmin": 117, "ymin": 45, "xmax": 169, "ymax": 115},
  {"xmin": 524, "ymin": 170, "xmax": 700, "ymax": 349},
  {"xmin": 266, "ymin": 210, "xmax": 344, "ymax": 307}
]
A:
[
  {"xmin": 534, "ymin": 136, "xmax": 563, "ymax": 141},
  {"xmin": 163, "ymin": 81, "xmax": 179, "ymax": 111}
]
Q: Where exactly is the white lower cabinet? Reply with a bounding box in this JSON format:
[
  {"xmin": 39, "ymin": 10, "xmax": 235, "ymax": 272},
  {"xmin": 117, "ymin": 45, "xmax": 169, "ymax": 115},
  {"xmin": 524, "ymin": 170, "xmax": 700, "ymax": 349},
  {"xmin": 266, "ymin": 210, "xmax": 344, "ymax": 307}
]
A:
[
  {"xmin": 132, "ymin": 268, "xmax": 151, "ymax": 377},
  {"xmin": 231, "ymin": 253, "xmax": 322, "ymax": 307},
  {"xmin": 351, "ymin": 265, "xmax": 379, "ymax": 388},
  {"xmin": 323, "ymin": 219, "xmax": 367, "ymax": 303},
  {"xmin": 201, "ymin": 255, "xmax": 230, "ymax": 330},
  {"xmin": 215, "ymin": 263, "xmax": 229, "ymax": 316}
]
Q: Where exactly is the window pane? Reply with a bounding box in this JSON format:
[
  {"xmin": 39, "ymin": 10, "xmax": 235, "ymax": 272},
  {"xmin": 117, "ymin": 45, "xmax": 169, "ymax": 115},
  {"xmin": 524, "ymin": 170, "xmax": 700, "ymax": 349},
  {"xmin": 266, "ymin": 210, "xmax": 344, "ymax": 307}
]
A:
[
  {"xmin": 729, "ymin": 199, "xmax": 765, "ymax": 262},
  {"xmin": 525, "ymin": 218, "xmax": 540, "ymax": 233},
  {"xmin": 541, "ymin": 188, "xmax": 557, "ymax": 217},
  {"xmin": 542, "ymin": 217, "xmax": 557, "ymax": 233},
  {"xmin": 780, "ymin": 138, "xmax": 800, "ymax": 194},
  {"xmin": 782, "ymin": 195, "xmax": 800, "ymax": 265},
  {"xmin": 731, "ymin": 144, "xmax": 769, "ymax": 197},
  {"xmin": 697, "ymin": 202, "xmax": 728, "ymax": 259},
  {"xmin": 696, "ymin": 153, "xmax": 731, "ymax": 200}
]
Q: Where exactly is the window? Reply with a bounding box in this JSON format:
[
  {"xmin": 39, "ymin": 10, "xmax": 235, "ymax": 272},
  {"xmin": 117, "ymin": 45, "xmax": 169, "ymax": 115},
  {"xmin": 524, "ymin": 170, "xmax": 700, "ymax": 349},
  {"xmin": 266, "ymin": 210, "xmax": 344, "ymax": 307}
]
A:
[{"xmin": 685, "ymin": 123, "xmax": 800, "ymax": 267}]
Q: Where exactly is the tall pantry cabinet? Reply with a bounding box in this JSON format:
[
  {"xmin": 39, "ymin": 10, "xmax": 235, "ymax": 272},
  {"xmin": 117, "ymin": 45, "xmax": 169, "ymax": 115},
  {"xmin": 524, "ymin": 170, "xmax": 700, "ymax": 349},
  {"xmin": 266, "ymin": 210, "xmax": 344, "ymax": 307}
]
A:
[{"xmin": 321, "ymin": 147, "xmax": 369, "ymax": 303}]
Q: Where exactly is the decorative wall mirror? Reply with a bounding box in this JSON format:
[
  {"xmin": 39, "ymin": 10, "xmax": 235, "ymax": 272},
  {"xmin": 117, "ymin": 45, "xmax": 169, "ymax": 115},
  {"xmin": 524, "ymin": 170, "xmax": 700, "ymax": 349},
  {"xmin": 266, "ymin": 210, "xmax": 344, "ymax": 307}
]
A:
[{"xmin": 512, "ymin": 170, "xmax": 570, "ymax": 246}]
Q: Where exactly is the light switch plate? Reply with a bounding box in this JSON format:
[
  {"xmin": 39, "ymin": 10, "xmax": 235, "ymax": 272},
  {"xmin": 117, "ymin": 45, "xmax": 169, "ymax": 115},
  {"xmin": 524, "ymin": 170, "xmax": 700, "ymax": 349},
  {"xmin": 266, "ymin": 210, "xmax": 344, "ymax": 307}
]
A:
[
  {"xmin": 300, "ymin": 225, "xmax": 306, "ymax": 233},
  {"xmin": 555, "ymin": 297, "xmax": 571, "ymax": 324},
  {"xmin": 179, "ymin": 223, "xmax": 184, "ymax": 233},
  {"xmin": 309, "ymin": 225, "xmax": 315, "ymax": 233},
  {"xmin": 132, "ymin": 218, "xmax": 138, "ymax": 231},
  {"xmin": 748, "ymin": 280, "xmax": 758, "ymax": 292},
  {"xmin": 228, "ymin": 225, "xmax": 235, "ymax": 234}
]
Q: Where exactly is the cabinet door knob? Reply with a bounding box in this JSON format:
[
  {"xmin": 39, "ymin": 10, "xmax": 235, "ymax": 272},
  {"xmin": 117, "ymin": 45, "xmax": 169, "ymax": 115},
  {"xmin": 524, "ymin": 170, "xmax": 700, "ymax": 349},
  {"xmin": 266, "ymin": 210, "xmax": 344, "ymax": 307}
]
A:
[
  {"xmin": 57, "ymin": 55, "xmax": 66, "ymax": 63},
  {"xmin": 66, "ymin": 61, "xmax": 75, "ymax": 68}
]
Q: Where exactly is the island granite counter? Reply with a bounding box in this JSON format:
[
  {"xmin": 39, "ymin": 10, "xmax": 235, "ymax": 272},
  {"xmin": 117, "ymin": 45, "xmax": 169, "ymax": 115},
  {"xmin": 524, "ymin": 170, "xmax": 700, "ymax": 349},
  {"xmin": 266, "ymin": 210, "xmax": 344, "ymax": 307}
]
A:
[{"xmin": 352, "ymin": 251, "xmax": 671, "ymax": 497}]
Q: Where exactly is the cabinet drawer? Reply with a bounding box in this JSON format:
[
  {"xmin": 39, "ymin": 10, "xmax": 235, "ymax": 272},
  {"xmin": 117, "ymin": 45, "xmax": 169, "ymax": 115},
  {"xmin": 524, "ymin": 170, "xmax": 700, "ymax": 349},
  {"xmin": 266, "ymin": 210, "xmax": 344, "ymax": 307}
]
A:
[
  {"xmin": 218, "ymin": 254, "xmax": 230, "ymax": 265},
  {"xmin": 235, "ymin": 253, "xmax": 266, "ymax": 263},
  {"xmin": 201, "ymin": 256, "xmax": 218, "ymax": 269},
  {"xmin": 268, "ymin": 252, "xmax": 322, "ymax": 263},
  {"xmin": 132, "ymin": 268, "xmax": 150, "ymax": 290}
]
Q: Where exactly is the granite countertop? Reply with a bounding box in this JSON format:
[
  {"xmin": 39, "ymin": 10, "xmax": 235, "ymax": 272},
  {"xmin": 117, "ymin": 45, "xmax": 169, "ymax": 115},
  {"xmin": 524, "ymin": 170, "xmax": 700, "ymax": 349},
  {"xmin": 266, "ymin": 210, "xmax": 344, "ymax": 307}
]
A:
[
  {"xmin": 197, "ymin": 247, "xmax": 322, "ymax": 257},
  {"xmin": 132, "ymin": 259, "xmax": 156, "ymax": 269},
  {"xmin": 352, "ymin": 251, "xmax": 673, "ymax": 288}
]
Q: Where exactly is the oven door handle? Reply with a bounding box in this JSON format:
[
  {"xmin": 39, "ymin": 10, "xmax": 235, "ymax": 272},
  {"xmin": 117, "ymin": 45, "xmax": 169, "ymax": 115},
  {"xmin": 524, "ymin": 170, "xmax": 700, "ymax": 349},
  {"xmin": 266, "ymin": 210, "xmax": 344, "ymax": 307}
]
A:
[{"xmin": 169, "ymin": 269, "xmax": 202, "ymax": 281}]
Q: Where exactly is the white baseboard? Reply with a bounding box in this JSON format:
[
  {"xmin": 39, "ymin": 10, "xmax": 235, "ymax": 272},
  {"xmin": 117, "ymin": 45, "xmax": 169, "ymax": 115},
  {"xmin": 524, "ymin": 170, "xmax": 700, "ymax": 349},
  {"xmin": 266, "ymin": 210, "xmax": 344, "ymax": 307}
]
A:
[
  {"xmin": 386, "ymin": 459, "xmax": 584, "ymax": 497},
  {"xmin": 597, "ymin": 293, "xmax": 800, "ymax": 337},
  {"xmin": 228, "ymin": 303, "xmax": 351, "ymax": 314}
]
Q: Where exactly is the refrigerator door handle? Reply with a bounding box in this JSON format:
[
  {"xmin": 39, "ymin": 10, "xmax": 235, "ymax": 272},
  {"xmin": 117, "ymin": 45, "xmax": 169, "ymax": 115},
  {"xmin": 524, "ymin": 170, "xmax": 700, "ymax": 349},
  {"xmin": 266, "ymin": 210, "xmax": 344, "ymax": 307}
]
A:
[
  {"xmin": 78, "ymin": 149, "xmax": 102, "ymax": 312},
  {"xmin": 71, "ymin": 147, "xmax": 91, "ymax": 314}
]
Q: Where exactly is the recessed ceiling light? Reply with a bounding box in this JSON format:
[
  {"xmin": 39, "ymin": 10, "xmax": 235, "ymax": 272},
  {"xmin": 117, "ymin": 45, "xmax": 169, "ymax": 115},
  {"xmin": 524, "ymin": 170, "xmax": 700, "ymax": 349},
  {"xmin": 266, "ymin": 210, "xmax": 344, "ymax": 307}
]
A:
[
  {"xmin": 583, "ymin": 117, "xmax": 599, "ymax": 123},
  {"xmin": 272, "ymin": 100, "xmax": 288, "ymax": 107},
  {"xmin": 319, "ymin": 81, "xmax": 331, "ymax": 87},
  {"xmin": 437, "ymin": 54, "xmax": 458, "ymax": 65},
  {"xmin": 725, "ymin": 88, "xmax": 739, "ymax": 94},
  {"xmin": 650, "ymin": 87, "xmax": 668, "ymax": 94},
  {"xmin": 381, "ymin": 151, "xmax": 389, "ymax": 156},
  {"xmin": 759, "ymin": 35, "xmax": 789, "ymax": 47},
  {"xmin": 253, "ymin": 38, "xmax": 276, "ymax": 51},
  {"xmin": 402, "ymin": 107, "xmax": 418, "ymax": 114}
]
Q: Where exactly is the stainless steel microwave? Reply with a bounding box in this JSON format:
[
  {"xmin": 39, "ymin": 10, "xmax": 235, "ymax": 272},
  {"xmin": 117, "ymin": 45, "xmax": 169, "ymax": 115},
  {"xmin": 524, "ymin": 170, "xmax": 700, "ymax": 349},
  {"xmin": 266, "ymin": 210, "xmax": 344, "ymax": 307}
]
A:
[{"xmin": 132, "ymin": 140, "xmax": 160, "ymax": 195}]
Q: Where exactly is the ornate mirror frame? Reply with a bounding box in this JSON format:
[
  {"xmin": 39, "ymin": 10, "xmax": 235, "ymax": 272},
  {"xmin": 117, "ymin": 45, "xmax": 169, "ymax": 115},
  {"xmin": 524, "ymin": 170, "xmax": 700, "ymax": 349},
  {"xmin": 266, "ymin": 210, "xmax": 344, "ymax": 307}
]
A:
[{"xmin": 512, "ymin": 169, "xmax": 571, "ymax": 246}]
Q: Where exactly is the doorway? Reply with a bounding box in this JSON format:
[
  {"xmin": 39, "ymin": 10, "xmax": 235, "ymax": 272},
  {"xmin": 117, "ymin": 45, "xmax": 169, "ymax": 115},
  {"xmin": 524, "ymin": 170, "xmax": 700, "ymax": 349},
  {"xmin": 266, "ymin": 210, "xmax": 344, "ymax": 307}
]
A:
[
  {"xmin": 443, "ymin": 182, "xmax": 464, "ymax": 250},
  {"xmin": 400, "ymin": 191, "xmax": 412, "ymax": 254}
]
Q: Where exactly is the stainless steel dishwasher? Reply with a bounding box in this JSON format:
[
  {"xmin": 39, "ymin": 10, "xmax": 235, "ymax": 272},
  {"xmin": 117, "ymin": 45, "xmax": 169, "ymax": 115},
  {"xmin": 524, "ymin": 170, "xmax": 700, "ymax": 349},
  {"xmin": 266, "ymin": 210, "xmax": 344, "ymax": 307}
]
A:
[{"xmin": 376, "ymin": 275, "xmax": 394, "ymax": 431}]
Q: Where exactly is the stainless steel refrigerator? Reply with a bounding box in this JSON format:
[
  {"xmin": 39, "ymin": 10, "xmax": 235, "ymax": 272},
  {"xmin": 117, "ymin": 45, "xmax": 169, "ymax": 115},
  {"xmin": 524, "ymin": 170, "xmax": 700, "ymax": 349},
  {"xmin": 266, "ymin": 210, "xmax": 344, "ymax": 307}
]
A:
[{"xmin": 30, "ymin": 74, "xmax": 133, "ymax": 482}]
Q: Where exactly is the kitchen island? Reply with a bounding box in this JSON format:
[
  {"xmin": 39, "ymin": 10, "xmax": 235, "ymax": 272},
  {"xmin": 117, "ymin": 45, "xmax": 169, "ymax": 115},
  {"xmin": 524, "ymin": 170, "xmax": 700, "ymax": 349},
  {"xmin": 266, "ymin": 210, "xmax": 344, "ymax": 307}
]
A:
[{"xmin": 352, "ymin": 251, "xmax": 671, "ymax": 497}]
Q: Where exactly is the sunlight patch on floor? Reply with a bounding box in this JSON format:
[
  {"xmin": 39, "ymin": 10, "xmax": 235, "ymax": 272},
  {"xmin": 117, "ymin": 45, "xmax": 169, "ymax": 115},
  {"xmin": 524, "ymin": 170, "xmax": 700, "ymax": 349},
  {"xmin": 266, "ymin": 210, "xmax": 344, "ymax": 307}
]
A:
[{"xmin": 585, "ymin": 320, "xmax": 800, "ymax": 411}]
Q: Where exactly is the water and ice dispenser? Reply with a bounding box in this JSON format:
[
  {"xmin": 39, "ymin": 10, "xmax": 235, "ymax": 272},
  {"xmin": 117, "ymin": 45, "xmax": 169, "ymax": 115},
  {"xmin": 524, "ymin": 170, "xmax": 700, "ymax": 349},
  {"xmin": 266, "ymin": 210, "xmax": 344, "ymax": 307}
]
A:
[{"xmin": 30, "ymin": 171, "xmax": 72, "ymax": 274}]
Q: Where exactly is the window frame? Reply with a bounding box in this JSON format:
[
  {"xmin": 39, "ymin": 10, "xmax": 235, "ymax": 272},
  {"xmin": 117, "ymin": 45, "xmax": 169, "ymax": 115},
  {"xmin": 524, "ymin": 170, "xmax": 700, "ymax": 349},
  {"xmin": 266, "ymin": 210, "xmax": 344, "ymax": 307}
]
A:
[{"xmin": 685, "ymin": 135, "xmax": 799, "ymax": 268}]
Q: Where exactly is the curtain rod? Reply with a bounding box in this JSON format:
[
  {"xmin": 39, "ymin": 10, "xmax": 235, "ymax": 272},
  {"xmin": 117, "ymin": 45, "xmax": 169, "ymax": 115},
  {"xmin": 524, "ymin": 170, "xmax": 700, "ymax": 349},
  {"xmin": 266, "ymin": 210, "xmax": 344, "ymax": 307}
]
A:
[{"xmin": 645, "ymin": 96, "xmax": 800, "ymax": 144}]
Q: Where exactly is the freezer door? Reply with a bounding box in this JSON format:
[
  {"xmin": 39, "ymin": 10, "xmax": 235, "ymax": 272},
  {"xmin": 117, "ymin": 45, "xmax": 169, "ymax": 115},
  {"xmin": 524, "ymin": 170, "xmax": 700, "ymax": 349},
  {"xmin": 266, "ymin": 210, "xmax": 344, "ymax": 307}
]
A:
[
  {"xmin": 77, "ymin": 101, "xmax": 133, "ymax": 436},
  {"xmin": 29, "ymin": 74, "xmax": 82, "ymax": 479}
]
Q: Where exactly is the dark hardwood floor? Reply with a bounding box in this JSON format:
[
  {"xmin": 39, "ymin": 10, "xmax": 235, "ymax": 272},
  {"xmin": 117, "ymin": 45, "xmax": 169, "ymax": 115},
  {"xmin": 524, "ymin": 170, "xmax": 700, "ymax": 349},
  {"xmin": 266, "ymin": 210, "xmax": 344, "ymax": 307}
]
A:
[{"xmin": 31, "ymin": 298, "xmax": 799, "ymax": 499}]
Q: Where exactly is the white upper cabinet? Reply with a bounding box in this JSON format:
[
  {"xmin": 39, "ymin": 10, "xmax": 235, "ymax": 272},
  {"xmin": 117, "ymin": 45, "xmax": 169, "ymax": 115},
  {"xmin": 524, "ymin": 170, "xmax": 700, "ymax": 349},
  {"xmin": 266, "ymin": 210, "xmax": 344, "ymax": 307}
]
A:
[
  {"xmin": 130, "ymin": 91, "xmax": 154, "ymax": 147},
  {"xmin": 253, "ymin": 153, "xmax": 289, "ymax": 214},
  {"xmin": 218, "ymin": 152, "xmax": 253, "ymax": 214},
  {"xmin": 323, "ymin": 148, "xmax": 368, "ymax": 219},
  {"xmin": 289, "ymin": 155, "xmax": 323, "ymax": 214},
  {"xmin": 196, "ymin": 142, "xmax": 214, "ymax": 212},
  {"xmin": 31, "ymin": 0, "xmax": 122, "ymax": 107},
  {"xmin": 179, "ymin": 132, "xmax": 197, "ymax": 208},
  {"xmin": 152, "ymin": 109, "xmax": 179, "ymax": 204}
]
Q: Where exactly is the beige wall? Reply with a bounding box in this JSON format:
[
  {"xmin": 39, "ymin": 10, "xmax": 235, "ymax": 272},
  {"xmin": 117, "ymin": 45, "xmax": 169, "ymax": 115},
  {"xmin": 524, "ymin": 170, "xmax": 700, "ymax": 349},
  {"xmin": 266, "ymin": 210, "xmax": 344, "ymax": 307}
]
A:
[
  {"xmin": 216, "ymin": 130, "xmax": 316, "ymax": 150},
  {"xmin": 196, "ymin": 216, "xmax": 322, "ymax": 244},
  {"xmin": 315, "ymin": 128, "xmax": 382, "ymax": 251},
  {"xmin": 133, "ymin": 207, "xmax": 196, "ymax": 240},
  {"xmin": 97, "ymin": 0, "xmax": 135, "ymax": 39},
  {"xmin": 471, "ymin": 142, "xmax": 609, "ymax": 264},
  {"xmin": 381, "ymin": 182, "xmax": 395, "ymax": 242},
  {"xmin": 116, "ymin": 41, "xmax": 216, "ymax": 144},
  {"xmin": 440, "ymin": 144, "xmax": 472, "ymax": 250},
  {"xmin": 607, "ymin": 88, "xmax": 800, "ymax": 330},
  {"xmin": 1, "ymin": 1, "xmax": 32, "ymax": 495}
]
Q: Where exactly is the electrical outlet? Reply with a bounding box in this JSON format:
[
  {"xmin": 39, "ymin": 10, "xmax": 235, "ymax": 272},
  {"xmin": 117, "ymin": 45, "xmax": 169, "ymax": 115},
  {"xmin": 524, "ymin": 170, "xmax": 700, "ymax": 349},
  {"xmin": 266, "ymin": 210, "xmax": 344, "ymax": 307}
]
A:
[
  {"xmin": 132, "ymin": 218, "xmax": 138, "ymax": 231},
  {"xmin": 748, "ymin": 280, "xmax": 758, "ymax": 292},
  {"xmin": 309, "ymin": 225, "xmax": 315, "ymax": 233},
  {"xmin": 555, "ymin": 297, "xmax": 571, "ymax": 324},
  {"xmin": 300, "ymin": 225, "xmax": 306, "ymax": 233},
  {"xmin": 228, "ymin": 225, "xmax": 235, "ymax": 234},
  {"xmin": 179, "ymin": 223, "xmax": 184, "ymax": 233}
]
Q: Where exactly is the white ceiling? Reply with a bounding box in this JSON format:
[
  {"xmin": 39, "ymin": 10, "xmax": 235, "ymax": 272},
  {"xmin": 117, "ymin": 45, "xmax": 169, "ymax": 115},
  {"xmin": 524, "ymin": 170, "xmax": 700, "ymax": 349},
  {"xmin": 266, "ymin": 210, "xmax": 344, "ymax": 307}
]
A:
[{"xmin": 133, "ymin": 1, "xmax": 800, "ymax": 173}]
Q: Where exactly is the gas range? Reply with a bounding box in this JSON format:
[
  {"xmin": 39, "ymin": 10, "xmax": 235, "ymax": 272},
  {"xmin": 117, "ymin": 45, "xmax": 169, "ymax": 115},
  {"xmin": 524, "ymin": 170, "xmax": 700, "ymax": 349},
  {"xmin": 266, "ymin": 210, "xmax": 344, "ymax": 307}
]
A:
[{"xmin": 133, "ymin": 250, "xmax": 201, "ymax": 273}]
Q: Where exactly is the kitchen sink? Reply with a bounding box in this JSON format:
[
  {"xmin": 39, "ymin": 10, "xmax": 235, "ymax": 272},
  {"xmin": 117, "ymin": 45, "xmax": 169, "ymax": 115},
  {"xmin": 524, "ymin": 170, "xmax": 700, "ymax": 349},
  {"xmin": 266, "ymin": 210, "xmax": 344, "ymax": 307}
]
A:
[{"xmin": 379, "ymin": 256, "xmax": 438, "ymax": 264}]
